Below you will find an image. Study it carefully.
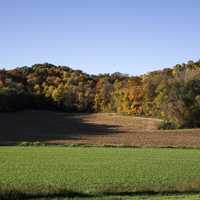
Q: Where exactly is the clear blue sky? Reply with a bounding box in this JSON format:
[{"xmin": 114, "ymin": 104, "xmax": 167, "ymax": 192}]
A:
[{"xmin": 0, "ymin": 0, "xmax": 200, "ymax": 75}]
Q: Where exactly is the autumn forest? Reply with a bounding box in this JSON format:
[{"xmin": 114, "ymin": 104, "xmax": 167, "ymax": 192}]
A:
[{"xmin": 1, "ymin": 60, "xmax": 200, "ymax": 128}]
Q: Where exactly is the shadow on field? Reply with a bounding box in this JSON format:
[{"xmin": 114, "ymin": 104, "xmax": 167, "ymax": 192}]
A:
[
  {"xmin": 0, "ymin": 110, "xmax": 122, "ymax": 144},
  {"xmin": 1, "ymin": 190, "xmax": 200, "ymax": 200}
]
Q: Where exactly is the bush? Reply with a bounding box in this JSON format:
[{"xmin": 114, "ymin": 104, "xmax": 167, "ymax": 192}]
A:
[{"xmin": 158, "ymin": 120, "xmax": 180, "ymax": 130}]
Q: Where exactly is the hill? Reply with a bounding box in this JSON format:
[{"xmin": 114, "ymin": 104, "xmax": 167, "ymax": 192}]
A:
[{"xmin": 1, "ymin": 60, "xmax": 200, "ymax": 128}]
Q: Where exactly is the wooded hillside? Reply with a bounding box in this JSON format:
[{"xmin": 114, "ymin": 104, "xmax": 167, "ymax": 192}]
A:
[{"xmin": 1, "ymin": 60, "xmax": 200, "ymax": 128}]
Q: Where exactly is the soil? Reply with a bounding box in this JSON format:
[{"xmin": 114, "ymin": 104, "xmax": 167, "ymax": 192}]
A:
[{"xmin": 0, "ymin": 110, "xmax": 200, "ymax": 147}]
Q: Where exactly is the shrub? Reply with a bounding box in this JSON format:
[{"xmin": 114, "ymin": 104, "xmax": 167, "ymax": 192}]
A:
[{"xmin": 158, "ymin": 120, "xmax": 180, "ymax": 130}]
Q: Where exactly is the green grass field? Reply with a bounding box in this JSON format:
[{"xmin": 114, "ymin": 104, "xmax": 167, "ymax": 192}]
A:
[{"xmin": 1, "ymin": 147, "xmax": 200, "ymax": 199}]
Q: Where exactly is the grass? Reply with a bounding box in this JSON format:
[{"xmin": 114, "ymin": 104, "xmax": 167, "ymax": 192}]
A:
[{"xmin": 1, "ymin": 147, "xmax": 200, "ymax": 199}]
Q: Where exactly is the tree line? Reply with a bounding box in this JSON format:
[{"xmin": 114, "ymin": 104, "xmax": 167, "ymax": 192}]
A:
[{"xmin": 0, "ymin": 60, "xmax": 200, "ymax": 128}]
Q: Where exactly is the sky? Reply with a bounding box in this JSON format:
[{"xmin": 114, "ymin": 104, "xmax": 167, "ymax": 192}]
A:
[{"xmin": 0, "ymin": 0, "xmax": 200, "ymax": 75}]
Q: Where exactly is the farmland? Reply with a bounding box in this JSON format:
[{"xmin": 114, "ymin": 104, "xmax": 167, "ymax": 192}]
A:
[
  {"xmin": 1, "ymin": 147, "xmax": 200, "ymax": 199},
  {"xmin": 1, "ymin": 111, "xmax": 200, "ymax": 147},
  {"xmin": 1, "ymin": 111, "xmax": 200, "ymax": 199}
]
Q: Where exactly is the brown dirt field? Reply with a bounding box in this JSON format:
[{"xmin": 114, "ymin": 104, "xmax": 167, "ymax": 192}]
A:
[{"xmin": 0, "ymin": 110, "xmax": 200, "ymax": 147}]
